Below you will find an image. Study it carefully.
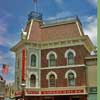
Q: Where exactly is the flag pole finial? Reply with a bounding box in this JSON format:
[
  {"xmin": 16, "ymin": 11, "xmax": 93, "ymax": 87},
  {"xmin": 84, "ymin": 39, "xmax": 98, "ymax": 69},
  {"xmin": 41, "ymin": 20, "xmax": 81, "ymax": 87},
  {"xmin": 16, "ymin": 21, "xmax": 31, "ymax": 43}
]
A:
[{"xmin": 33, "ymin": 0, "xmax": 38, "ymax": 12}]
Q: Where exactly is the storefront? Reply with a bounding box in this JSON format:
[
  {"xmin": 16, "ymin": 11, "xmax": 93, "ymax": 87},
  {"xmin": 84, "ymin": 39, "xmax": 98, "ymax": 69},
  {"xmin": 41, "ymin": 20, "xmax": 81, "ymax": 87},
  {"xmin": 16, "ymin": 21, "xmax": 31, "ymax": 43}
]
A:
[{"xmin": 15, "ymin": 88, "xmax": 87, "ymax": 100}]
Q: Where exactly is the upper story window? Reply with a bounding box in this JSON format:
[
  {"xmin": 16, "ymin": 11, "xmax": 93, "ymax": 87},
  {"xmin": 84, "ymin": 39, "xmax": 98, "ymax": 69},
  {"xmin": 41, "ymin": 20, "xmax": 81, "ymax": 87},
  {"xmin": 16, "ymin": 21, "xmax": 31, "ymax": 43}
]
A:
[
  {"xmin": 65, "ymin": 49, "xmax": 76, "ymax": 65},
  {"xmin": 46, "ymin": 51, "xmax": 57, "ymax": 67},
  {"xmin": 31, "ymin": 54, "xmax": 36, "ymax": 67},
  {"xmin": 65, "ymin": 70, "xmax": 76, "ymax": 86},
  {"xmin": 46, "ymin": 71, "xmax": 57, "ymax": 87},
  {"xmin": 49, "ymin": 74, "xmax": 56, "ymax": 87},
  {"xmin": 67, "ymin": 52, "xmax": 74, "ymax": 65},
  {"xmin": 49, "ymin": 54, "xmax": 56, "ymax": 66},
  {"xmin": 30, "ymin": 74, "xmax": 36, "ymax": 87},
  {"xmin": 68, "ymin": 72, "xmax": 75, "ymax": 86}
]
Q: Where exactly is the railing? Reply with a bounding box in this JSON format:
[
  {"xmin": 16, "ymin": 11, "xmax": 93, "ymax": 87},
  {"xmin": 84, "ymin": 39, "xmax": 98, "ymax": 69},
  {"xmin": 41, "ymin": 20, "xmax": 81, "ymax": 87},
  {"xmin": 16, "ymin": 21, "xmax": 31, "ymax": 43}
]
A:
[{"xmin": 43, "ymin": 16, "xmax": 81, "ymax": 26}]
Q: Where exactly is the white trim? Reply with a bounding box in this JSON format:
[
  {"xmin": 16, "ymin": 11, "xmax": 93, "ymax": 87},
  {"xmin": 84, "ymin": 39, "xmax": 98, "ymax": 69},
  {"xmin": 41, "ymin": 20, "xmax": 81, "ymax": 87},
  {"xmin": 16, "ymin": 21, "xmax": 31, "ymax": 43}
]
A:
[
  {"xmin": 46, "ymin": 71, "xmax": 58, "ymax": 80},
  {"xmin": 28, "ymin": 72, "xmax": 38, "ymax": 88},
  {"xmin": 65, "ymin": 69, "xmax": 77, "ymax": 79},
  {"xmin": 46, "ymin": 51, "xmax": 57, "ymax": 60},
  {"xmin": 65, "ymin": 48, "xmax": 76, "ymax": 58},
  {"xmin": 76, "ymin": 21, "xmax": 83, "ymax": 36},
  {"xmin": 27, "ymin": 20, "xmax": 33, "ymax": 40},
  {"xmin": 29, "ymin": 52, "xmax": 38, "ymax": 67},
  {"xmin": 41, "ymin": 64, "xmax": 85, "ymax": 70}
]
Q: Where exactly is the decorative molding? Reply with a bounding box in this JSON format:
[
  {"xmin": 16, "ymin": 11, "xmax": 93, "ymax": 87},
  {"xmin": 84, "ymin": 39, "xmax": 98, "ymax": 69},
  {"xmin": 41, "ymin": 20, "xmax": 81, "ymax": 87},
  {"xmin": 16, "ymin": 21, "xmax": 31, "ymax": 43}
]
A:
[
  {"xmin": 46, "ymin": 51, "xmax": 57, "ymax": 60},
  {"xmin": 64, "ymin": 48, "xmax": 76, "ymax": 58},
  {"xmin": 46, "ymin": 71, "xmax": 58, "ymax": 80},
  {"xmin": 41, "ymin": 64, "xmax": 85, "ymax": 70},
  {"xmin": 65, "ymin": 69, "xmax": 77, "ymax": 79},
  {"xmin": 27, "ymin": 19, "xmax": 33, "ymax": 40}
]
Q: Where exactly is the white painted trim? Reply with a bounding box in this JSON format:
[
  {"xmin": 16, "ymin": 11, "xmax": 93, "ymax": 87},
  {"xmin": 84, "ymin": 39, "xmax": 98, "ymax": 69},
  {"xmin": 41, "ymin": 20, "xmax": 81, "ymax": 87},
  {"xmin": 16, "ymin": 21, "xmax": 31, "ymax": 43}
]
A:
[
  {"xmin": 65, "ymin": 48, "xmax": 76, "ymax": 58},
  {"xmin": 29, "ymin": 52, "xmax": 38, "ymax": 67},
  {"xmin": 41, "ymin": 64, "xmax": 85, "ymax": 70},
  {"xmin": 28, "ymin": 72, "xmax": 39, "ymax": 88},
  {"xmin": 65, "ymin": 69, "xmax": 77, "ymax": 79},
  {"xmin": 76, "ymin": 21, "xmax": 83, "ymax": 36},
  {"xmin": 46, "ymin": 71, "xmax": 58, "ymax": 80},
  {"xmin": 46, "ymin": 51, "xmax": 57, "ymax": 60},
  {"xmin": 27, "ymin": 20, "xmax": 33, "ymax": 40}
]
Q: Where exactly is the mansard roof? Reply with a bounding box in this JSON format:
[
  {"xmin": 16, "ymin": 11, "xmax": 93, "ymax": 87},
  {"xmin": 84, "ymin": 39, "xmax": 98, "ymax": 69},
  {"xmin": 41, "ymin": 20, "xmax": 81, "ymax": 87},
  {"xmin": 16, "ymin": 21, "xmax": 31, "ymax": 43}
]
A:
[
  {"xmin": 24, "ymin": 17, "xmax": 84, "ymax": 42},
  {"xmin": 11, "ymin": 16, "xmax": 95, "ymax": 52}
]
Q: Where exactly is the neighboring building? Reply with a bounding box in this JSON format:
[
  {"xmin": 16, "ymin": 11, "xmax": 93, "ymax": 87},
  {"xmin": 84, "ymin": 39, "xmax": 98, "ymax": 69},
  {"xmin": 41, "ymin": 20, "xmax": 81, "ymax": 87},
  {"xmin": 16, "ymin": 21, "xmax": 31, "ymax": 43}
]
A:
[
  {"xmin": 11, "ymin": 11, "xmax": 97, "ymax": 100},
  {"xmin": 0, "ymin": 75, "xmax": 6, "ymax": 100},
  {"xmin": 5, "ymin": 83, "xmax": 15, "ymax": 99},
  {"xmin": 85, "ymin": 55, "xmax": 97, "ymax": 100}
]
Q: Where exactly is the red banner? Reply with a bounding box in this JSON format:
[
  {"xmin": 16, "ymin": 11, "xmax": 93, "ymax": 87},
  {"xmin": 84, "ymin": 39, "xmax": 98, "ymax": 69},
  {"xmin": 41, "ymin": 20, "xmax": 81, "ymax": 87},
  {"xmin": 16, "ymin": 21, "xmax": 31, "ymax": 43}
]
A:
[
  {"xmin": 22, "ymin": 48, "xmax": 26, "ymax": 81},
  {"xmin": 15, "ymin": 89, "xmax": 84, "ymax": 96}
]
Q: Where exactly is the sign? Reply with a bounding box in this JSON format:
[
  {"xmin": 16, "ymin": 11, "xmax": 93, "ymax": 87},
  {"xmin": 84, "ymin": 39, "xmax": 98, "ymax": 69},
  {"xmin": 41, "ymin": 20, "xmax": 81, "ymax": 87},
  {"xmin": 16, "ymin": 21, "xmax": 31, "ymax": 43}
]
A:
[
  {"xmin": 41, "ymin": 89, "xmax": 84, "ymax": 95},
  {"xmin": 22, "ymin": 48, "xmax": 26, "ymax": 81},
  {"xmin": 15, "ymin": 89, "xmax": 84, "ymax": 96}
]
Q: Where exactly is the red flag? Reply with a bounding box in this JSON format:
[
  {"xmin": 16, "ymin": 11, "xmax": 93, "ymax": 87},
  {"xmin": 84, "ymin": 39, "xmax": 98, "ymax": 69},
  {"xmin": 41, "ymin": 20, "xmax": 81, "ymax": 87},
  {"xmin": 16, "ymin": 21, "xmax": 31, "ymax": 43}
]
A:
[{"xmin": 2, "ymin": 64, "xmax": 9, "ymax": 75}]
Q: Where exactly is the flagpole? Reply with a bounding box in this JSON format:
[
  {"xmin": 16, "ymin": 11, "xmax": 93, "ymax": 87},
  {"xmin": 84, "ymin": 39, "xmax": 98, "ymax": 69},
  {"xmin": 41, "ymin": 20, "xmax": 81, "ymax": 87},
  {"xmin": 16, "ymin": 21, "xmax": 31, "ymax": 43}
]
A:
[{"xmin": 33, "ymin": 0, "xmax": 37, "ymax": 12}]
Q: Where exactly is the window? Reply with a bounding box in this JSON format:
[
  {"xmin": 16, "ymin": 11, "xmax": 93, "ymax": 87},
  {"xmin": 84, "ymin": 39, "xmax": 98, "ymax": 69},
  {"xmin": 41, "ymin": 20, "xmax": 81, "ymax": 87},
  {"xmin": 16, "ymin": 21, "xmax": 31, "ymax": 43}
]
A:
[
  {"xmin": 68, "ymin": 72, "xmax": 75, "ymax": 86},
  {"xmin": 49, "ymin": 54, "xmax": 56, "ymax": 66},
  {"xmin": 46, "ymin": 51, "xmax": 57, "ymax": 67},
  {"xmin": 67, "ymin": 52, "xmax": 74, "ymax": 65},
  {"xmin": 65, "ymin": 49, "xmax": 76, "ymax": 65},
  {"xmin": 31, "ymin": 54, "xmax": 36, "ymax": 67},
  {"xmin": 30, "ymin": 74, "xmax": 36, "ymax": 87},
  {"xmin": 49, "ymin": 74, "xmax": 56, "ymax": 87}
]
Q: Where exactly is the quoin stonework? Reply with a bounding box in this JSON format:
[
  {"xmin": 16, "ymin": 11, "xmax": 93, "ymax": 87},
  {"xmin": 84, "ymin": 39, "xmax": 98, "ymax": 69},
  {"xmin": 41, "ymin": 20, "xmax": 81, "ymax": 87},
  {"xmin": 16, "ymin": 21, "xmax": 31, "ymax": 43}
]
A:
[{"xmin": 11, "ymin": 8, "xmax": 97, "ymax": 100}]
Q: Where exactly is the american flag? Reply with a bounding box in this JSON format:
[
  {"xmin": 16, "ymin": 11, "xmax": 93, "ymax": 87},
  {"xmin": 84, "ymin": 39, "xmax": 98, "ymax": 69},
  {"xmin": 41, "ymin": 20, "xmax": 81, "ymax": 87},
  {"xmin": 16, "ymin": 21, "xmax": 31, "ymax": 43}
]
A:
[{"xmin": 2, "ymin": 64, "xmax": 9, "ymax": 75}]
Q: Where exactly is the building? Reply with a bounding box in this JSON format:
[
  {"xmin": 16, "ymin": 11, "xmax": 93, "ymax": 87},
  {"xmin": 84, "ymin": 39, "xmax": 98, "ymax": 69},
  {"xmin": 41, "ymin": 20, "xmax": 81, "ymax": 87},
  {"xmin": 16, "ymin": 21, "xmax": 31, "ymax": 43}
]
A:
[
  {"xmin": 0, "ymin": 75, "xmax": 6, "ymax": 100},
  {"xmin": 11, "ymin": 10, "xmax": 97, "ymax": 100},
  {"xmin": 85, "ymin": 54, "xmax": 97, "ymax": 100}
]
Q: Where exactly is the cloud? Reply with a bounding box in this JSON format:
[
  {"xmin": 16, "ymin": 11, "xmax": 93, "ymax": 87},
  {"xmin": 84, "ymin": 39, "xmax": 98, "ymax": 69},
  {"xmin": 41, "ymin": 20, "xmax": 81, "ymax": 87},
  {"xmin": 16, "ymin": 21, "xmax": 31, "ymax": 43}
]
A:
[
  {"xmin": 83, "ymin": 15, "xmax": 97, "ymax": 46},
  {"xmin": 55, "ymin": 0, "xmax": 64, "ymax": 5},
  {"xmin": 87, "ymin": 0, "xmax": 97, "ymax": 7},
  {"xmin": 46, "ymin": 11, "xmax": 72, "ymax": 20},
  {"xmin": 0, "ymin": 19, "xmax": 8, "ymax": 34}
]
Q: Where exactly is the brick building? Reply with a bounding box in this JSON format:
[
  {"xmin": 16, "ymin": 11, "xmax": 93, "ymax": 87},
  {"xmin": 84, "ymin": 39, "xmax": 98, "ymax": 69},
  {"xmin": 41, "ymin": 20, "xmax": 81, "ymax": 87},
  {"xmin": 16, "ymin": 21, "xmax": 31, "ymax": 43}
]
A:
[
  {"xmin": 11, "ymin": 11, "xmax": 97, "ymax": 100},
  {"xmin": 0, "ymin": 75, "xmax": 6, "ymax": 100}
]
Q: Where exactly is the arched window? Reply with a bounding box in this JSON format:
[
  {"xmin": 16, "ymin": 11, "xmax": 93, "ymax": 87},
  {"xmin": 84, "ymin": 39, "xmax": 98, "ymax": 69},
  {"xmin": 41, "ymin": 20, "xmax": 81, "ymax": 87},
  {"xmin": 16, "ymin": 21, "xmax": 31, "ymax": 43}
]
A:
[
  {"xmin": 68, "ymin": 72, "xmax": 75, "ymax": 86},
  {"xmin": 49, "ymin": 74, "xmax": 56, "ymax": 87},
  {"xmin": 30, "ymin": 74, "xmax": 36, "ymax": 87},
  {"xmin": 67, "ymin": 51, "xmax": 74, "ymax": 65},
  {"xmin": 65, "ymin": 49, "xmax": 76, "ymax": 65},
  {"xmin": 31, "ymin": 54, "xmax": 36, "ymax": 67},
  {"xmin": 46, "ymin": 51, "xmax": 57, "ymax": 67},
  {"xmin": 49, "ymin": 54, "xmax": 56, "ymax": 66}
]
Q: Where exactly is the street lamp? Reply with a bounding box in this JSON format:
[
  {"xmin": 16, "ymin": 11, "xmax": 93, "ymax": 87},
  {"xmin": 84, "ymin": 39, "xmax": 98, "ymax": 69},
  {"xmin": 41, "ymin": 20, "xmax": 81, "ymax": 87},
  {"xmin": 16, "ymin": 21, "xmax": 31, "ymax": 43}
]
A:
[{"xmin": 20, "ymin": 82, "xmax": 26, "ymax": 100}]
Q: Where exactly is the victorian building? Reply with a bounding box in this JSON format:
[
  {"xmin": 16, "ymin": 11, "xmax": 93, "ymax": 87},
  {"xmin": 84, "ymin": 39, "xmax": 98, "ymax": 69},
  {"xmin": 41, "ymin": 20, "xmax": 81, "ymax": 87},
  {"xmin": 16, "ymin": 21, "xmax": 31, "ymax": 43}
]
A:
[{"xmin": 11, "ymin": 9, "xmax": 97, "ymax": 100}]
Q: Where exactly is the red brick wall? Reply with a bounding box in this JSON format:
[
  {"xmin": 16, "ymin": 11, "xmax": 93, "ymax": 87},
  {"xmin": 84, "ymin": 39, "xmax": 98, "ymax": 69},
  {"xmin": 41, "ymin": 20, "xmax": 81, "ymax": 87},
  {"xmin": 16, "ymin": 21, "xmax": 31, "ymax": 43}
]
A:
[
  {"xmin": 41, "ymin": 45, "xmax": 89, "ymax": 88},
  {"xmin": 41, "ymin": 45, "xmax": 89, "ymax": 67},
  {"xmin": 41, "ymin": 67, "xmax": 87, "ymax": 88}
]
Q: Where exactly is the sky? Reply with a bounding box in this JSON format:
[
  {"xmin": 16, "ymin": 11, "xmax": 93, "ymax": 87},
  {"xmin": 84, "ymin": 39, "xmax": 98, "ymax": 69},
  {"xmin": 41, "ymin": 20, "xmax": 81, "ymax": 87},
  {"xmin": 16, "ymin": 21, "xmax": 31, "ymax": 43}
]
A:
[{"xmin": 0, "ymin": 0, "xmax": 97, "ymax": 84}]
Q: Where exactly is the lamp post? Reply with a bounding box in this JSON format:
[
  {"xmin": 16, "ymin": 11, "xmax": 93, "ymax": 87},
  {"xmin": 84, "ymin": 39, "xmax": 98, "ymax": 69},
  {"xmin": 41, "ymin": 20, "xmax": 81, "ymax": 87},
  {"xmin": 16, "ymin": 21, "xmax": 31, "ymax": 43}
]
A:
[{"xmin": 20, "ymin": 82, "xmax": 26, "ymax": 100}]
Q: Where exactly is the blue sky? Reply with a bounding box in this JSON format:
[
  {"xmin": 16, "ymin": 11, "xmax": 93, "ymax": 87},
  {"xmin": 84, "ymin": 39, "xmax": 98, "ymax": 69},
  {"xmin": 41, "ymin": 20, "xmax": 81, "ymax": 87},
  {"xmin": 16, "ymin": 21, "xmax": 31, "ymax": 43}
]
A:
[{"xmin": 0, "ymin": 0, "xmax": 97, "ymax": 84}]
